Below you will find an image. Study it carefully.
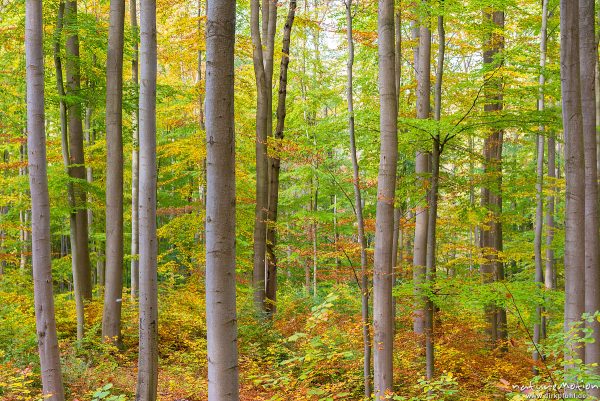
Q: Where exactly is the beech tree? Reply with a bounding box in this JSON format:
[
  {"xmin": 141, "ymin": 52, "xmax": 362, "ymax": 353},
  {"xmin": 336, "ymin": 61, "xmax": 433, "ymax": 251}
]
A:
[
  {"xmin": 26, "ymin": 0, "xmax": 66, "ymax": 397},
  {"xmin": 580, "ymin": 0, "xmax": 600, "ymax": 381},
  {"xmin": 135, "ymin": 0, "xmax": 158, "ymax": 396},
  {"xmin": 204, "ymin": 0, "xmax": 239, "ymax": 398},
  {"xmin": 130, "ymin": 0, "xmax": 140, "ymax": 300},
  {"xmin": 560, "ymin": 0, "xmax": 585, "ymax": 365},
  {"xmin": 102, "ymin": 0, "xmax": 125, "ymax": 344},
  {"xmin": 373, "ymin": 0, "xmax": 397, "ymax": 396},
  {"xmin": 250, "ymin": 0, "xmax": 276, "ymax": 312},
  {"xmin": 533, "ymin": 0, "xmax": 548, "ymax": 364}
]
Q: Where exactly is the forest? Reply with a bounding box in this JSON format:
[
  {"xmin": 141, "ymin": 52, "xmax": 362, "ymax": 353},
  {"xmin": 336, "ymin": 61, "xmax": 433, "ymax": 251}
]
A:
[{"xmin": 2, "ymin": 0, "xmax": 600, "ymax": 399}]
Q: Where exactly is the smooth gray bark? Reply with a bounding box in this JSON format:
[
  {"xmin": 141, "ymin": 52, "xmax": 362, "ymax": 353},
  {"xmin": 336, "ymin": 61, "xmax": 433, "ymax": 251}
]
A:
[
  {"xmin": 413, "ymin": 8, "xmax": 430, "ymax": 336},
  {"xmin": 560, "ymin": 0, "xmax": 586, "ymax": 366},
  {"xmin": 373, "ymin": 0, "xmax": 397, "ymax": 396},
  {"xmin": 54, "ymin": 1, "xmax": 85, "ymax": 341},
  {"xmin": 64, "ymin": 0, "xmax": 93, "ymax": 309},
  {"xmin": 250, "ymin": 0, "xmax": 269, "ymax": 312},
  {"xmin": 346, "ymin": 0, "xmax": 370, "ymax": 396},
  {"xmin": 135, "ymin": 0, "xmax": 158, "ymax": 397},
  {"xmin": 423, "ymin": 11, "xmax": 445, "ymax": 381},
  {"xmin": 205, "ymin": 0, "xmax": 239, "ymax": 398},
  {"xmin": 533, "ymin": 0, "xmax": 548, "ymax": 366},
  {"xmin": 26, "ymin": 0, "xmax": 66, "ymax": 396},
  {"xmin": 580, "ymin": 0, "xmax": 600, "ymax": 381},
  {"xmin": 102, "ymin": 0, "xmax": 125, "ymax": 344},
  {"xmin": 131, "ymin": 0, "xmax": 140, "ymax": 300}
]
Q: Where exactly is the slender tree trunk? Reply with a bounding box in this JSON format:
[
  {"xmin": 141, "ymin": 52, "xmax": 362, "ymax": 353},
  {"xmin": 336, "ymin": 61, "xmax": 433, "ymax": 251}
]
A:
[
  {"xmin": 480, "ymin": 9, "xmax": 506, "ymax": 347},
  {"xmin": 560, "ymin": 0, "xmax": 586, "ymax": 367},
  {"xmin": 265, "ymin": 0, "xmax": 297, "ymax": 315},
  {"xmin": 545, "ymin": 127, "xmax": 556, "ymax": 291},
  {"xmin": 423, "ymin": 11, "xmax": 445, "ymax": 381},
  {"xmin": 533, "ymin": 0, "xmax": 549, "ymax": 366},
  {"xmin": 102, "ymin": 0, "xmax": 125, "ymax": 344},
  {"xmin": 373, "ymin": 0, "xmax": 397, "ymax": 395},
  {"xmin": 579, "ymin": 0, "xmax": 600, "ymax": 383},
  {"xmin": 205, "ymin": 0, "xmax": 239, "ymax": 398},
  {"xmin": 19, "ymin": 145, "xmax": 29, "ymax": 271},
  {"xmin": 54, "ymin": 1, "xmax": 86, "ymax": 341},
  {"xmin": 64, "ymin": 0, "xmax": 93, "ymax": 306},
  {"xmin": 312, "ymin": 187, "xmax": 318, "ymax": 297},
  {"xmin": 26, "ymin": 0, "xmax": 66, "ymax": 396},
  {"xmin": 131, "ymin": 0, "xmax": 140, "ymax": 300},
  {"xmin": 135, "ymin": 0, "xmax": 158, "ymax": 396},
  {"xmin": 413, "ymin": 4, "xmax": 430, "ymax": 336},
  {"xmin": 346, "ymin": 0, "xmax": 371, "ymax": 396},
  {"xmin": 250, "ymin": 0, "xmax": 269, "ymax": 312}
]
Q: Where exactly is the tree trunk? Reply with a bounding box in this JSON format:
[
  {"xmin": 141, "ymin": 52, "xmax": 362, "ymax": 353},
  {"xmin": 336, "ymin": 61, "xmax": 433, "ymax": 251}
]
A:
[
  {"xmin": 205, "ymin": 0, "xmax": 239, "ymax": 398},
  {"xmin": 135, "ymin": 0, "xmax": 158, "ymax": 397},
  {"xmin": 580, "ymin": 0, "xmax": 600, "ymax": 383},
  {"xmin": 423, "ymin": 11, "xmax": 445, "ymax": 381},
  {"xmin": 560, "ymin": 0, "xmax": 586, "ymax": 367},
  {"xmin": 250, "ymin": 0, "xmax": 269, "ymax": 313},
  {"xmin": 64, "ymin": 0, "xmax": 92, "ymax": 305},
  {"xmin": 54, "ymin": 1, "xmax": 86, "ymax": 341},
  {"xmin": 413, "ymin": 6, "xmax": 430, "ymax": 336},
  {"xmin": 373, "ymin": 0, "xmax": 397, "ymax": 395},
  {"xmin": 131, "ymin": 0, "xmax": 140, "ymax": 301},
  {"xmin": 265, "ymin": 0, "xmax": 297, "ymax": 315},
  {"xmin": 533, "ymin": 0, "xmax": 549, "ymax": 366},
  {"xmin": 346, "ymin": 0, "xmax": 371, "ymax": 396},
  {"xmin": 102, "ymin": 0, "xmax": 125, "ymax": 345},
  {"xmin": 26, "ymin": 0, "xmax": 66, "ymax": 396},
  {"xmin": 19, "ymin": 145, "xmax": 29, "ymax": 271},
  {"xmin": 480, "ymin": 9, "xmax": 506, "ymax": 347}
]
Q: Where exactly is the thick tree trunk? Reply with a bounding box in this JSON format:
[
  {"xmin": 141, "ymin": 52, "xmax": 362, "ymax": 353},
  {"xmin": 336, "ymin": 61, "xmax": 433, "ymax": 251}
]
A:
[
  {"xmin": 346, "ymin": 0, "xmax": 371, "ymax": 396},
  {"xmin": 533, "ymin": 0, "xmax": 548, "ymax": 366},
  {"xmin": 373, "ymin": 0, "xmax": 397, "ymax": 396},
  {"xmin": 480, "ymin": 9, "xmax": 506, "ymax": 347},
  {"xmin": 265, "ymin": 0, "xmax": 297, "ymax": 315},
  {"xmin": 102, "ymin": 0, "xmax": 125, "ymax": 344},
  {"xmin": 26, "ymin": 0, "xmax": 66, "ymax": 397},
  {"xmin": 560, "ymin": 0, "xmax": 586, "ymax": 367},
  {"xmin": 205, "ymin": 0, "xmax": 239, "ymax": 398},
  {"xmin": 131, "ymin": 0, "xmax": 140, "ymax": 300},
  {"xmin": 580, "ymin": 0, "xmax": 600, "ymax": 383},
  {"xmin": 135, "ymin": 0, "xmax": 158, "ymax": 397},
  {"xmin": 64, "ymin": 0, "xmax": 93, "ymax": 306}
]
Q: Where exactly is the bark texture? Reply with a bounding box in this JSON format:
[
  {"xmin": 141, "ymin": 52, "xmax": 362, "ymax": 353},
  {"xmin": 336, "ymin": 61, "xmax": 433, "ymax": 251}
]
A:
[
  {"xmin": 102, "ymin": 0, "xmax": 125, "ymax": 344},
  {"xmin": 131, "ymin": 0, "xmax": 140, "ymax": 300},
  {"xmin": 580, "ymin": 0, "xmax": 600, "ymax": 381},
  {"xmin": 480, "ymin": 9, "xmax": 507, "ymax": 347},
  {"xmin": 373, "ymin": 0, "xmax": 397, "ymax": 396},
  {"xmin": 64, "ymin": 0, "xmax": 92, "ymax": 309},
  {"xmin": 205, "ymin": 0, "xmax": 239, "ymax": 398},
  {"xmin": 135, "ymin": 0, "xmax": 158, "ymax": 397},
  {"xmin": 560, "ymin": 0, "xmax": 586, "ymax": 365},
  {"xmin": 26, "ymin": 0, "xmax": 66, "ymax": 397}
]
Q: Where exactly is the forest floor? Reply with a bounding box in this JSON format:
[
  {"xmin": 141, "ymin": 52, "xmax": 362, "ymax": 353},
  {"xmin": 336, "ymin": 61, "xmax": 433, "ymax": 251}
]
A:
[{"xmin": 0, "ymin": 275, "xmax": 542, "ymax": 400}]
